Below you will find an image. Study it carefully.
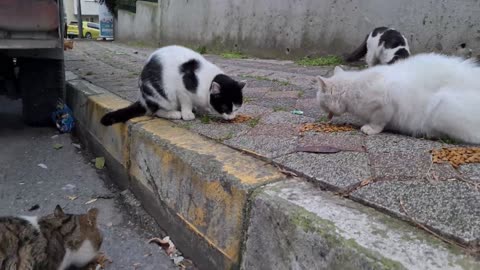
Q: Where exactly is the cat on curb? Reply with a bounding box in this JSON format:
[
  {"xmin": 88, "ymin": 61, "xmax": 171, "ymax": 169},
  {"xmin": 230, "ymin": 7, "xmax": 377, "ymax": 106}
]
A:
[
  {"xmin": 316, "ymin": 53, "xmax": 480, "ymax": 144},
  {"xmin": 0, "ymin": 205, "xmax": 103, "ymax": 270},
  {"xmin": 345, "ymin": 27, "xmax": 410, "ymax": 67},
  {"xmin": 100, "ymin": 45, "xmax": 246, "ymax": 126}
]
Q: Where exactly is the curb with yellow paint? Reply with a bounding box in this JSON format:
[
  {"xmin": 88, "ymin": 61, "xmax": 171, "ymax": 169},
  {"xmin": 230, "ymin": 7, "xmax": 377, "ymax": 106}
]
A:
[{"xmin": 65, "ymin": 72, "xmax": 284, "ymax": 269}]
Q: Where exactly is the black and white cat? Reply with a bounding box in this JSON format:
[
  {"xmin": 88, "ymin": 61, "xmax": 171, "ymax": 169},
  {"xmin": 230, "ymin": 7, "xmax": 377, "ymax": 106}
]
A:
[
  {"xmin": 345, "ymin": 27, "xmax": 410, "ymax": 67},
  {"xmin": 101, "ymin": 45, "xmax": 246, "ymax": 126}
]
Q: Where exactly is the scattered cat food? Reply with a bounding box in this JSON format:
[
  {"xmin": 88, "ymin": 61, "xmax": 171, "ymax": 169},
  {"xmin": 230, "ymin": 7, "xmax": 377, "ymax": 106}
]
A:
[
  {"xmin": 28, "ymin": 204, "xmax": 40, "ymax": 211},
  {"xmin": 299, "ymin": 123, "xmax": 356, "ymax": 133},
  {"xmin": 85, "ymin": 198, "xmax": 98, "ymax": 205},
  {"xmin": 37, "ymin": 163, "xmax": 48, "ymax": 169},
  {"xmin": 431, "ymin": 147, "xmax": 480, "ymax": 168},
  {"xmin": 53, "ymin": 143, "xmax": 63, "ymax": 150},
  {"xmin": 291, "ymin": 109, "xmax": 304, "ymax": 115},
  {"xmin": 221, "ymin": 114, "xmax": 253, "ymax": 123},
  {"xmin": 95, "ymin": 157, "xmax": 105, "ymax": 169}
]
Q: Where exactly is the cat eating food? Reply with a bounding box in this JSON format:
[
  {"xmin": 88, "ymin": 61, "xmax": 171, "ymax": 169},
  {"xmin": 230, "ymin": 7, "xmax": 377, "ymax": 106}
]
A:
[
  {"xmin": 345, "ymin": 27, "xmax": 410, "ymax": 67},
  {"xmin": 316, "ymin": 53, "xmax": 480, "ymax": 144},
  {"xmin": 0, "ymin": 205, "xmax": 103, "ymax": 270},
  {"xmin": 100, "ymin": 45, "xmax": 246, "ymax": 126}
]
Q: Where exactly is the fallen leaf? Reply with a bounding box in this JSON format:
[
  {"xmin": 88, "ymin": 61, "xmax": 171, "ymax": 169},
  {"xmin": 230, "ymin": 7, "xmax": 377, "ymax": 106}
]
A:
[
  {"xmin": 95, "ymin": 157, "xmax": 105, "ymax": 169},
  {"xmin": 296, "ymin": 145, "xmax": 341, "ymax": 154},
  {"xmin": 37, "ymin": 163, "xmax": 48, "ymax": 169},
  {"xmin": 28, "ymin": 204, "xmax": 40, "ymax": 211},
  {"xmin": 148, "ymin": 236, "xmax": 177, "ymax": 256},
  {"xmin": 85, "ymin": 198, "xmax": 97, "ymax": 205},
  {"xmin": 53, "ymin": 143, "xmax": 63, "ymax": 150},
  {"xmin": 67, "ymin": 195, "xmax": 78, "ymax": 201}
]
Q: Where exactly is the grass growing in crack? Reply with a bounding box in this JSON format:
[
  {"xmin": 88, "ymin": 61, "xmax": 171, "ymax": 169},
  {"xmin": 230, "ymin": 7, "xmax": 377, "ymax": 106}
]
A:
[
  {"xmin": 248, "ymin": 117, "xmax": 260, "ymax": 128},
  {"xmin": 316, "ymin": 116, "xmax": 330, "ymax": 123},
  {"xmin": 222, "ymin": 51, "xmax": 248, "ymax": 59},
  {"xmin": 195, "ymin": 46, "xmax": 208, "ymax": 54},
  {"xmin": 297, "ymin": 91, "xmax": 305, "ymax": 98},
  {"xmin": 240, "ymin": 75, "xmax": 291, "ymax": 86},
  {"xmin": 200, "ymin": 115, "xmax": 212, "ymax": 124},
  {"xmin": 296, "ymin": 55, "xmax": 343, "ymax": 66},
  {"xmin": 244, "ymin": 97, "xmax": 255, "ymax": 104},
  {"xmin": 273, "ymin": 106, "xmax": 288, "ymax": 112}
]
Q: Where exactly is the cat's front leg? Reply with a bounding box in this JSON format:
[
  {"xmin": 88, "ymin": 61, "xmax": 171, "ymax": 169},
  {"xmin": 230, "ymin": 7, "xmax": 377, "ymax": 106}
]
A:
[
  {"xmin": 177, "ymin": 92, "xmax": 196, "ymax": 121},
  {"xmin": 360, "ymin": 124, "xmax": 384, "ymax": 135}
]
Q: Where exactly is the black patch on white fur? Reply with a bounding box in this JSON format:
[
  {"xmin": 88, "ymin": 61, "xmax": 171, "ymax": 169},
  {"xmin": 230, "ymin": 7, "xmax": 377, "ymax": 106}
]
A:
[
  {"xmin": 179, "ymin": 59, "xmax": 200, "ymax": 93},
  {"xmin": 141, "ymin": 55, "xmax": 167, "ymax": 100},
  {"xmin": 379, "ymin": 29, "xmax": 406, "ymax": 49},
  {"xmin": 387, "ymin": 48, "xmax": 410, "ymax": 65},
  {"xmin": 209, "ymin": 74, "xmax": 243, "ymax": 115},
  {"xmin": 372, "ymin": 27, "xmax": 388, "ymax": 37}
]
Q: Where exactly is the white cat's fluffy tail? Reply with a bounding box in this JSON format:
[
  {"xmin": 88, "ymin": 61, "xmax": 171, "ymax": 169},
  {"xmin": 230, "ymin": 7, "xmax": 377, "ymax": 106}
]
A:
[{"xmin": 427, "ymin": 90, "xmax": 480, "ymax": 144}]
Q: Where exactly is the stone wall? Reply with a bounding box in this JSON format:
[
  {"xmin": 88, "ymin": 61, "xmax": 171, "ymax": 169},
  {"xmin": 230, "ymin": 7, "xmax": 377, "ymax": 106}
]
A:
[{"xmin": 117, "ymin": 0, "xmax": 480, "ymax": 58}]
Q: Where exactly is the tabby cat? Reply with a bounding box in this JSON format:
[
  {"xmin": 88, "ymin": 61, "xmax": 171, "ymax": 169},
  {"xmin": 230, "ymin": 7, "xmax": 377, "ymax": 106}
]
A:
[{"xmin": 0, "ymin": 205, "xmax": 102, "ymax": 270}]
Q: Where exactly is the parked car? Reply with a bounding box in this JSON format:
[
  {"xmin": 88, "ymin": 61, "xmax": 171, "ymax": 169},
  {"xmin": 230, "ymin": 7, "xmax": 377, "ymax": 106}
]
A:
[{"xmin": 67, "ymin": 21, "xmax": 100, "ymax": 39}]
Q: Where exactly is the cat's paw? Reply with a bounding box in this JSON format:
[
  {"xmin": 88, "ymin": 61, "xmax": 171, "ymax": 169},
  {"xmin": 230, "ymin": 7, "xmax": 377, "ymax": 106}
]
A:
[
  {"xmin": 181, "ymin": 111, "xmax": 196, "ymax": 121},
  {"xmin": 361, "ymin": 124, "xmax": 383, "ymax": 135},
  {"xmin": 167, "ymin": 111, "xmax": 182, "ymax": 119}
]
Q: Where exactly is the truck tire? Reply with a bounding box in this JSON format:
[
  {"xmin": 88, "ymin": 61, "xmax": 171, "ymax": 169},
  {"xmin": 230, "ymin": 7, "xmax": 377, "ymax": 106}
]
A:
[{"xmin": 18, "ymin": 58, "xmax": 65, "ymax": 126}]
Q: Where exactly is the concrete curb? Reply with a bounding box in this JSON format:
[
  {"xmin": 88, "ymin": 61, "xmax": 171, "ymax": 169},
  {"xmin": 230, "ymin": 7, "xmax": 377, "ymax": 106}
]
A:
[
  {"xmin": 66, "ymin": 72, "xmax": 480, "ymax": 270},
  {"xmin": 66, "ymin": 72, "xmax": 285, "ymax": 269}
]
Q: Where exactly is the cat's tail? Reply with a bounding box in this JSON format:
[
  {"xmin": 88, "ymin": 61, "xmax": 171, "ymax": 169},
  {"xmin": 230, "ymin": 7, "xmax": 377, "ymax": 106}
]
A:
[
  {"xmin": 100, "ymin": 101, "xmax": 147, "ymax": 126},
  {"xmin": 345, "ymin": 35, "xmax": 368, "ymax": 63}
]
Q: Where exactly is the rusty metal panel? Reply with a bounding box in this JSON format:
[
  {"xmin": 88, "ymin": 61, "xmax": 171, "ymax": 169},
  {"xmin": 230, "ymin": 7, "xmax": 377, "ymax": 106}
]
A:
[{"xmin": 0, "ymin": 0, "xmax": 59, "ymax": 32}]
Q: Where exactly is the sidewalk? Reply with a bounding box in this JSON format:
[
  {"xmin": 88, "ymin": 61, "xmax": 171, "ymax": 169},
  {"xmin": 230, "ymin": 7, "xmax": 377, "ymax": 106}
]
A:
[{"xmin": 64, "ymin": 40, "xmax": 480, "ymax": 269}]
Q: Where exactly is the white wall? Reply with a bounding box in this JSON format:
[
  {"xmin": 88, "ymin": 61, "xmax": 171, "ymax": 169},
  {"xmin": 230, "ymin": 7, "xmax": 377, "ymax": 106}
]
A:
[{"xmin": 74, "ymin": 0, "xmax": 99, "ymax": 16}]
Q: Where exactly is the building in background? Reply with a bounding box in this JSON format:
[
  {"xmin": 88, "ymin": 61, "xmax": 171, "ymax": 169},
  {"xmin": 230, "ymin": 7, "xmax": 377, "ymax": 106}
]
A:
[{"xmin": 64, "ymin": 0, "xmax": 100, "ymax": 24}]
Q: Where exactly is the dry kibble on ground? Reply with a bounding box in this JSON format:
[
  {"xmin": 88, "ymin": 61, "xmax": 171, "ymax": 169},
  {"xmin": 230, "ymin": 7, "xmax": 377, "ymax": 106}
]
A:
[
  {"xmin": 431, "ymin": 147, "xmax": 480, "ymax": 168},
  {"xmin": 221, "ymin": 114, "xmax": 253, "ymax": 123},
  {"xmin": 299, "ymin": 123, "xmax": 356, "ymax": 133}
]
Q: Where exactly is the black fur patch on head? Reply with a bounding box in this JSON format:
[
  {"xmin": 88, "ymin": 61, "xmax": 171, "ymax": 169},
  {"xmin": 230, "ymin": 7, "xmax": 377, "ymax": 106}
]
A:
[
  {"xmin": 209, "ymin": 74, "xmax": 244, "ymax": 115},
  {"xmin": 180, "ymin": 59, "xmax": 200, "ymax": 93},
  {"xmin": 141, "ymin": 55, "xmax": 167, "ymax": 100},
  {"xmin": 372, "ymin": 27, "xmax": 389, "ymax": 37},
  {"xmin": 379, "ymin": 29, "xmax": 406, "ymax": 49},
  {"xmin": 387, "ymin": 48, "xmax": 410, "ymax": 64}
]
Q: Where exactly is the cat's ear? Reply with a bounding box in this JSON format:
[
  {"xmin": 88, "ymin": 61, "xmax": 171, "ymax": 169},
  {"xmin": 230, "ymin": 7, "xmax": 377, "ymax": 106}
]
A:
[
  {"xmin": 210, "ymin": 82, "xmax": 221, "ymax": 95},
  {"xmin": 316, "ymin": 76, "xmax": 327, "ymax": 93},
  {"xmin": 87, "ymin": 208, "xmax": 99, "ymax": 224},
  {"xmin": 334, "ymin": 66, "xmax": 345, "ymax": 75},
  {"xmin": 238, "ymin": 80, "xmax": 247, "ymax": 90},
  {"xmin": 54, "ymin": 205, "xmax": 65, "ymax": 217}
]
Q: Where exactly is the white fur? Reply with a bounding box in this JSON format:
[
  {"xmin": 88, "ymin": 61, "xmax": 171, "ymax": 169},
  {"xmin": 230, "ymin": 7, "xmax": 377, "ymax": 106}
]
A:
[
  {"xmin": 19, "ymin": 215, "xmax": 39, "ymax": 230},
  {"xmin": 316, "ymin": 53, "xmax": 480, "ymax": 144},
  {"xmin": 57, "ymin": 240, "xmax": 98, "ymax": 270},
  {"xmin": 140, "ymin": 45, "xmax": 238, "ymax": 120},
  {"xmin": 365, "ymin": 29, "xmax": 410, "ymax": 67}
]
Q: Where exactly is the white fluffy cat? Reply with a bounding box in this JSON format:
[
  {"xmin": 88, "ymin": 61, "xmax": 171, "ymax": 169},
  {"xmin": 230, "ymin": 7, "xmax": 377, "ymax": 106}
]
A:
[{"xmin": 316, "ymin": 53, "xmax": 480, "ymax": 144}]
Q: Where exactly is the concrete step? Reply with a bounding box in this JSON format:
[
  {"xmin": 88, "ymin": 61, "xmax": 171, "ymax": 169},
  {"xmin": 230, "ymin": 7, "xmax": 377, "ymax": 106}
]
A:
[{"xmin": 242, "ymin": 180, "xmax": 480, "ymax": 270}]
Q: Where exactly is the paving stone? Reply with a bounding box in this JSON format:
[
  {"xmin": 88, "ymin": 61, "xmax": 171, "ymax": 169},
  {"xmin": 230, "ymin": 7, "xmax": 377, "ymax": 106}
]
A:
[
  {"xmin": 186, "ymin": 121, "xmax": 251, "ymax": 141},
  {"xmin": 351, "ymin": 180, "xmax": 480, "ymax": 246},
  {"xmin": 237, "ymin": 104, "xmax": 273, "ymax": 117},
  {"xmin": 247, "ymin": 123, "xmax": 298, "ymax": 137},
  {"xmin": 243, "ymin": 87, "xmax": 270, "ymax": 98},
  {"xmin": 260, "ymin": 111, "xmax": 314, "ymax": 125},
  {"xmin": 366, "ymin": 133, "xmax": 447, "ymax": 153},
  {"xmin": 264, "ymin": 90, "xmax": 301, "ymax": 99},
  {"xmin": 294, "ymin": 98, "xmax": 323, "ymax": 118},
  {"xmin": 224, "ymin": 135, "xmax": 298, "ymax": 159},
  {"xmin": 458, "ymin": 164, "xmax": 480, "ymax": 183},
  {"xmin": 251, "ymin": 98, "xmax": 298, "ymax": 111},
  {"xmin": 274, "ymin": 152, "xmax": 371, "ymax": 191},
  {"xmin": 298, "ymin": 133, "xmax": 366, "ymax": 152}
]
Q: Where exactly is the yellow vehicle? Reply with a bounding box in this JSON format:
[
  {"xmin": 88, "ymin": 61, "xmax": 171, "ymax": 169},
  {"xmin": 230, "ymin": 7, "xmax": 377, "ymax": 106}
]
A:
[{"xmin": 67, "ymin": 21, "xmax": 100, "ymax": 39}]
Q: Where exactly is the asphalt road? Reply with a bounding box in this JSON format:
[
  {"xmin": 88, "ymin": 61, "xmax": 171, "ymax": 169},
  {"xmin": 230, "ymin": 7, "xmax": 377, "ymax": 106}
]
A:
[{"xmin": 0, "ymin": 96, "xmax": 178, "ymax": 270}]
